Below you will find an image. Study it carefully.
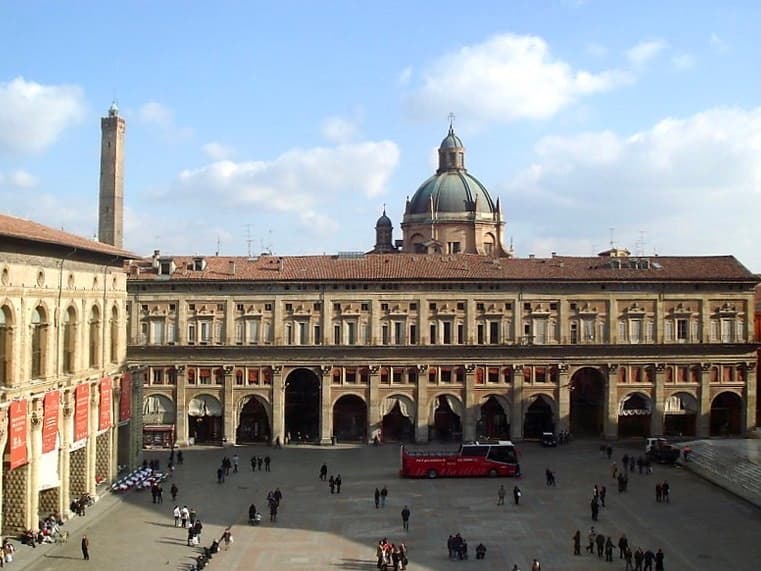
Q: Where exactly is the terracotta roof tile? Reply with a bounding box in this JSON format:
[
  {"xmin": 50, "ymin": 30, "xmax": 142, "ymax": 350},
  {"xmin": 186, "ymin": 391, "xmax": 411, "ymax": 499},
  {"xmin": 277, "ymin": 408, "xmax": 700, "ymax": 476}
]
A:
[
  {"xmin": 128, "ymin": 253, "xmax": 757, "ymax": 283},
  {"xmin": 0, "ymin": 213, "xmax": 135, "ymax": 259}
]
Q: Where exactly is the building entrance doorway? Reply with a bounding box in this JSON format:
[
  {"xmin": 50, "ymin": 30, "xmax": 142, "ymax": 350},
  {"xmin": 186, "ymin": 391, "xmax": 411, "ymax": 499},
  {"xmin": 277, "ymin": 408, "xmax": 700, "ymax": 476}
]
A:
[
  {"xmin": 382, "ymin": 401, "xmax": 414, "ymax": 442},
  {"xmin": 710, "ymin": 391, "xmax": 742, "ymax": 436},
  {"xmin": 432, "ymin": 396, "xmax": 462, "ymax": 442},
  {"xmin": 237, "ymin": 397, "xmax": 270, "ymax": 443},
  {"xmin": 477, "ymin": 396, "xmax": 510, "ymax": 439},
  {"xmin": 188, "ymin": 395, "xmax": 222, "ymax": 444},
  {"xmin": 333, "ymin": 395, "xmax": 367, "ymax": 442},
  {"xmin": 285, "ymin": 368, "xmax": 320, "ymax": 443},
  {"xmin": 570, "ymin": 367, "xmax": 605, "ymax": 436},
  {"xmin": 523, "ymin": 395, "xmax": 554, "ymax": 438},
  {"xmin": 618, "ymin": 393, "xmax": 651, "ymax": 438}
]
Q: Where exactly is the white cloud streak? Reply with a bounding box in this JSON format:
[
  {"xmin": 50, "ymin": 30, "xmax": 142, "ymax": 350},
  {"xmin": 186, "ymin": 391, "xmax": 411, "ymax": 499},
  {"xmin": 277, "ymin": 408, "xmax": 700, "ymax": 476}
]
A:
[
  {"xmin": 626, "ymin": 39, "xmax": 668, "ymax": 67},
  {"xmin": 0, "ymin": 169, "xmax": 38, "ymax": 188}
]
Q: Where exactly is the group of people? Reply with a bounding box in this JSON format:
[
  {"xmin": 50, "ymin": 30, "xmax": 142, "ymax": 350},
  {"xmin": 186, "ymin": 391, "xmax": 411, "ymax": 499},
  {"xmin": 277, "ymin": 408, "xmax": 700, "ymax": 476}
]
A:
[
  {"xmin": 328, "ymin": 474, "xmax": 343, "ymax": 493},
  {"xmin": 496, "ymin": 484, "xmax": 523, "ymax": 505},
  {"xmin": 69, "ymin": 492, "xmax": 94, "ymax": 517},
  {"xmin": 655, "ymin": 481, "xmax": 671, "ymax": 503},
  {"xmin": 590, "ymin": 484, "xmax": 608, "ymax": 520},
  {"xmin": 376, "ymin": 538, "xmax": 408, "ymax": 570},
  {"xmin": 446, "ymin": 533, "xmax": 469, "ymax": 560},
  {"xmin": 576, "ymin": 527, "xmax": 665, "ymax": 570},
  {"xmin": 250, "ymin": 454, "xmax": 271, "ymax": 472},
  {"xmin": 373, "ymin": 486, "xmax": 389, "ymax": 508},
  {"xmin": 0, "ymin": 538, "xmax": 16, "ymax": 565}
]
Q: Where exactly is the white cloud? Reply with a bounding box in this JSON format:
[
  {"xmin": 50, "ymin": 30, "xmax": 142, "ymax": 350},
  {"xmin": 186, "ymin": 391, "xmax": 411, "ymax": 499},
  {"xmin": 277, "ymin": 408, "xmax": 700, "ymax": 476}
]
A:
[
  {"xmin": 626, "ymin": 39, "xmax": 668, "ymax": 67},
  {"xmin": 672, "ymin": 53, "xmax": 696, "ymax": 71},
  {"xmin": 0, "ymin": 77, "xmax": 85, "ymax": 155},
  {"xmin": 138, "ymin": 101, "xmax": 193, "ymax": 140},
  {"xmin": 710, "ymin": 33, "xmax": 729, "ymax": 53},
  {"xmin": 202, "ymin": 142, "xmax": 235, "ymax": 161},
  {"xmin": 172, "ymin": 140, "xmax": 400, "ymax": 210},
  {"xmin": 503, "ymin": 107, "xmax": 761, "ymax": 269},
  {"xmin": 0, "ymin": 169, "xmax": 38, "ymax": 188},
  {"xmin": 321, "ymin": 115, "xmax": 360, "ymax": 144},
  {"xmin": 405, "ymin": 33, "xmax": 633, "ymax": 124}
]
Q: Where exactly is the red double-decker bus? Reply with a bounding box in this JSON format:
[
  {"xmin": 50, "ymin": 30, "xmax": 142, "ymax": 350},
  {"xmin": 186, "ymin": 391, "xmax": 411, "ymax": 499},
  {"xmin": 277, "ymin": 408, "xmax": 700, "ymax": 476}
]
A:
[{"xmin": 400, "ymin": 440, "xmax": 520, "ymax": 478}]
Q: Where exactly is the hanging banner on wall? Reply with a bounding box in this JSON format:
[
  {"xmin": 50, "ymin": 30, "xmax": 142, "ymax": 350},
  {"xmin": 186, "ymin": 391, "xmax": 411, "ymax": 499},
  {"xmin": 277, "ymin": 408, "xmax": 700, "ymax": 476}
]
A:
[
  {"xmin": 42, "ymin": 391, "xmax": 60, "ymax": 453},
  {"xmin": 119, "ymin": 373, "xmax": 132, "ymax": 422},
  {"xmin": 99, "ymin": 377, "xmax": 112, "ymax": 430},
  {"xmin": 74, "ymin": 383, "xmax": 90, "ymax": 443},
  {"xmin": 9, "ymin": 400, "xmax": 28, "ymax": 469}
]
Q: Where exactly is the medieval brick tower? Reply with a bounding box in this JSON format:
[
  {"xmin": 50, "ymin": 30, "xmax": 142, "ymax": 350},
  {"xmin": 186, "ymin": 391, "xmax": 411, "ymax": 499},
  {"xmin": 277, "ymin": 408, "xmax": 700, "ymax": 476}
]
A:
[{"xmin": 98, "ymin": 102, "xmax": 125, "ymax": 248}]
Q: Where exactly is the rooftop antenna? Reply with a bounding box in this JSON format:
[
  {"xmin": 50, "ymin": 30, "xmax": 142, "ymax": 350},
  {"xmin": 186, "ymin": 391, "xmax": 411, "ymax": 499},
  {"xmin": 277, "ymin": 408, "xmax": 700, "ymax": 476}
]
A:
[
  {"xmin": 265, "ymin": 229, "xmax": 273, "ymax": 255},
  {"xmin": 215, "ymin": 234, "xmax": 220, "ymax": 256},
  {"xmin": 245, "ymin": 224, "xmax": 253, "ymax": 258},
  {"xmin": 448, "ymin": 112, "xmax": 456, "ymax": 130},
  {"xmin": 609, "ymin": 227, "xmax": 616, "ymax": 249},
  {"xmin": 635, "ymin": 230, "xmax": 647, "ymax": 257}
]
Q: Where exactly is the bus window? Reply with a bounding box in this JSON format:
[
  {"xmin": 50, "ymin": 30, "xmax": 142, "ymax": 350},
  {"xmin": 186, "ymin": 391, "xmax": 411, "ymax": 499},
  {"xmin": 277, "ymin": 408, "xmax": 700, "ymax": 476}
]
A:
[
  {"xmin": 487, "ymin": 445, "xmax": 516, "ymax": 463},
  {"xmin": 461, "ymin": 445, "xmax": 488, "ymax": 457}
]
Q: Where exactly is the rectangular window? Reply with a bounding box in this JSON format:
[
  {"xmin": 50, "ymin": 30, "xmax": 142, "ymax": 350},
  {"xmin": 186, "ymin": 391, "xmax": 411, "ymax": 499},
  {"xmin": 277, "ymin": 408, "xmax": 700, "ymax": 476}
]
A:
[
  {"xmin": 299, "ymin": 322, "xmax": 307, "ymax": 345},
  {"xmin": 583, "ymin": 318, "xmax": 595, "ymax": 342},
  {"xmin": 235, "ymin": 321, "xmax": 244, "ymax": 344},
  {"xmin": 314, "ymin": 324, "xmax": 321, "ymax": 345},
  {"xmin": 263, "ymin": 321, "xmax": 272, "ymax": 343},
  {"xmin": 410, "ymin": 303, "xmax": 417, "ymax": 311},
  {"xmin": 443, "ymin": 321, "xmax": 452, "ymax": 344},
  {"xmin": 618, "ymin": 321, "xmax": 626, "ymax": 342},
  {"xmin": 313, "ymin": 302, "xmax": 321, "ymax": 311},
  {"xmin": 382, "ymin": 324, "xmax": 389, "ymax": 345},
  {"xmin": 285, "ymin": 303, "xmax": 293, "ymax": 311},
  {"xmin": 247, "ymin": 320, "xmax": 260, "ymax": 343},
  {"xmin": 333, "ymin": 303, "xmax": 341, "ymax": 311},
  {"xmin": 166, "ymin": 321, "xmax": 176, "ymax": 343},
  {"xmin": 676, "ymin": 319, "xmax": 688, "ymax": 341},
  {"xmin": 334, "ymin": 324, "xmax": 341, "ymax": 345},
  {"xmin": 630, "ymin": 320, "xmax": 643, "ymax": 344},
  {"xmin": 534, "ymin": 319, "xmax": 547, "ymax": 344},
  {"xmin": 215, "ymin": 321, "xmax": 224, "ymax": 343},
  {"xmin": 645, "ymin": 321, "xmax": 655, "ymax": 343},
  {"xmin": 429, "ymin": 302, "xmax": 437, "ymax": 311},
  {"xmin": 489, "ymin": 321, "xmax": 499, "ymax": 344},
  {"xmin": 441, "ymin": 368, "xmax": 452, "ymax": 383},
  {"xmin": 199, "ymin": 369, "xmax": 211, "ymax": 384},
  {"xmin": 264, "ymin": 303, "xmax": 273, "ymax": 311},
  {"xmin": 477, "ymin": 323, "xmax": 485, "ymax": 344},
  {"xmin": 150, "ymin": 321, "xmax": 164, "ymax": 345},
  {"xmin": 488, "ymin": 367, "xmax": 499, "ymax": 383},
  {"xmin": 347, "ymin": 322, "xmax": 356, "ymax": 345},
  {"xmin": 447, "ymin": 241, "xmax": 461, "ymax": 254},
  {"xmin": 346, "ymin": 369, "xmax": 357, "ymax": 383},
  {"xmin": 152, "ymin": 368, "xmax": 163, "ymax": 385},
  {"xmin": 409, "ymin": 324, "xmax": 417, "ymax": 345},
  {"xmin": 285, "ymin": 323, "xmax": 293, "ymax": 345},
  {"xmin": 393, "ymin": 368, "xmax": 403, "ymax": 383},
  {"xmin": 570, "ymin": 322, "xmax": 578, "ymax": 344},
  {"xmin": 535, "ymin": 367, "xmax": 547, "ymax": 383},
  {"xmin": 394, "ymin": 321, "xmax": 403, "ymax": 345},
  {"xmin": 188, "ymin": 323, "xmax": 196, "ymax": 343},
  {"xmin": 476, "ymin": 302, "xmax": 485, "ymax": 311},
  {"xmin": 720, "ymin": 319, "xmax": 733, "ymax": 342},
  {"xmin": 457, "ymin": 323, "xmax": 464, "ymax": 344},
  {"xmin": 430, "ymin": 323, "xmax": 437, "ymax": 344}
]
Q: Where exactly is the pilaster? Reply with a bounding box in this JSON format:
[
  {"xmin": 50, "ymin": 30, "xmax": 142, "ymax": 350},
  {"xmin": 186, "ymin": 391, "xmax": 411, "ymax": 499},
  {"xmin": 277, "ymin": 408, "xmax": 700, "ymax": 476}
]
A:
[
  {"xmin": 177, "ymin": 300, "xmax": 187, "ymax": 344},
  {"xmin": 604, "ymin": 365, "xmax": 618, "ymax": 440},
  {"xmin": 608, "ymin": 298, "xmax": 617, "ymax": 344},
  {"xmin": 28, "ymin": 400, "xmax": 43, "ymax": 530},
  {"xmin": 368, "ymin": 367, "xmax": 381, "ymax": 442},
  {"xmin": 0, "ymin": 408, "xmax": 7, "ymax": 532},
  {"xmin": 415, "ymin": 365, "xmax": 429, "ymax": 443},
  {"xmin": 744, "ymin": 363, "xmax": 757, "ymax": 433},
  {"xmin": 650, "ymin": 364, "xmax": 665, "ymax": 436},
  {"xmin": 60, "ymin": 393, "xmax": 73, "ymax": 515},
  {"xmin": 511, "ymin": 365, "xmax": 524, "ymax": 440},
  {"xmin": 271, "ymin": 366, "xmax": 284, "ymax": 445},
  {"xmin": 697, "ymin": 364, "xmax": 711, "ymax": 437},
  {"xmin": 224, "ymin": 297, "xmax": 234, "ymax": 344},
  {"xmin": 86, "ymin": 384, "xmax": 98, "ymax": 496},
  {"xmin": 175, "ymin": 367, "xmax": 188, "ymax": 446},
  {"xmin": 223, "ymin": 368, "xmax": 235, "ymax": 444},
  {"xmin": 463, "ymin": 365, "xmax": 477, "ymax": 441},
  {"xmin": 319, "ymin": 367, "xmax": 332, "ymax": 444},
  {"xmin": 466, "ymin": 299, "xmax": 476, "ymax": 344},
  {"xmin": 556, "ymin": 366, "xmax": 570, "ymax": 433},
  {"xmin": 419, "ymin": 298, "xmax": 429, "ymax": 345}
]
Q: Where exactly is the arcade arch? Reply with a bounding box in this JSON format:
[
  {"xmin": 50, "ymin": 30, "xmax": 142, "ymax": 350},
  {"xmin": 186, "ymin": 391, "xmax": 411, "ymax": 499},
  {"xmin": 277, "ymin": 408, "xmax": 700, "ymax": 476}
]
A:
[
  {"xmin": 570, "ymin": 367, "xmax": 605, "ymax": 436},
  {"xmin": 236, "ymin": 395, "xmax": 271, "ymax": 443},
  {"xmin": 332, "ymin": 394, "xmax": 367, "ymax": 442},
  {"xmin": 477, "ymin": 395, "xmax": 511, "ymax": 440},
  {"xmin": 523, "ymin": 394, "xmax": 555, "ymax": 439},
  {"xmin": 618, "ymin": 392, "xmax": 652, "ymax": 438},
  {"xmin": 710, "ymin": 391, "xmax": 742, "ymax": 436},
  {"xmin": 284, "ymin": 368, "xmax": 320, "ymax": 443},
  {"xmin": 663, "ymin": 391, "xmax": 698, "ymax": 436},
  {"xmin": 430, "ymin": 394, "xmax": 463, "ymax": 442},
  {"xmin": 188, "ymin": 394, "xmax": 222, "ymax": 444},
  {"xmin": 381, "ymin": 395, "xmax": 415, "ymax": 443}
]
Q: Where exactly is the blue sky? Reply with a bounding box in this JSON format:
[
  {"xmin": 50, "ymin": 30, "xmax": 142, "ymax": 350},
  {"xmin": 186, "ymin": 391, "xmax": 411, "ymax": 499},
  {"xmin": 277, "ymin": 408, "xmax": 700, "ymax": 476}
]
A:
[{"xmin": 2, "ymin": 1, "xmax": 761, "ymax": 269}]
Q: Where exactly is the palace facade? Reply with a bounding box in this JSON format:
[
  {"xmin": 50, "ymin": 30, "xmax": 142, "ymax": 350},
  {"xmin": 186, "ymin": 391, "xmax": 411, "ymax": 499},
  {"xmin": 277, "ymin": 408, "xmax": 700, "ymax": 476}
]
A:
[
  {"xmin": 0, "ymin": 213, "xmax": 137, "ymax": 534},
  {"xmin": 127, "ymin": 126, "xmax": 758, "ymax": 448}
]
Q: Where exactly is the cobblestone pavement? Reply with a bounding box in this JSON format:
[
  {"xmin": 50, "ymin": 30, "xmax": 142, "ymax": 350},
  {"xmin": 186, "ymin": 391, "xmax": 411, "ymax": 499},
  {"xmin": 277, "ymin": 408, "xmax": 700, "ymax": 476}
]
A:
[{"xmin": 16, "ymin": 440, "xmax": 761, "ymax": 571}]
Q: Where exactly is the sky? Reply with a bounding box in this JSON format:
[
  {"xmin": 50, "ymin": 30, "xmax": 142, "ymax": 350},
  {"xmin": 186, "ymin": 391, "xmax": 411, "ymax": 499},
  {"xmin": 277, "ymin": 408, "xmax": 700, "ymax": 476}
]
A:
[{"xmin": 1, "ymin": 1, "xmax": 761, "ymax": 270}]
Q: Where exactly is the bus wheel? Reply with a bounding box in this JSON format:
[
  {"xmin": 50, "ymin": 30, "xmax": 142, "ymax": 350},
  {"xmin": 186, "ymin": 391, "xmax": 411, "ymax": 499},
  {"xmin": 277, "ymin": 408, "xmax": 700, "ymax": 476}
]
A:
[
  {"xmin": 488, "ymin": 468, "xmax": 498, "ymax": 477},
  {"xmin": 426, "ymin": 469, "xmax": 438, "ymax": 479}
]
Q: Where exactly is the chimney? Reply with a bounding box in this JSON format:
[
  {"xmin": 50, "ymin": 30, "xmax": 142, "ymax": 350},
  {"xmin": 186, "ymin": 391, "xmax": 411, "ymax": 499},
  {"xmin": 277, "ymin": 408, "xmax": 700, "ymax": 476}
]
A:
[
  {"xmin": 529, "ymin": 254, "xmax": 535, "ymax": 260},
  {"xmin": 151, "ymin": 249, "xmax": 160, "ymax": 269},
  {"xmin": 551, "ymin": 252, "xmax": 557, "ymax": 258},
  {"xmin": 228, "ymin": 260, "xmax": 236, "ymax": 275}
]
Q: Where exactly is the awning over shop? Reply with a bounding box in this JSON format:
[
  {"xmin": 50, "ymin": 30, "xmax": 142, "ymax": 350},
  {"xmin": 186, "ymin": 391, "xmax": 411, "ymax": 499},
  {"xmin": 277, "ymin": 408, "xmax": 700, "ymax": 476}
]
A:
[{"xmin": 188, "ymin": 395, "xmax": 223, "ymax": 417}]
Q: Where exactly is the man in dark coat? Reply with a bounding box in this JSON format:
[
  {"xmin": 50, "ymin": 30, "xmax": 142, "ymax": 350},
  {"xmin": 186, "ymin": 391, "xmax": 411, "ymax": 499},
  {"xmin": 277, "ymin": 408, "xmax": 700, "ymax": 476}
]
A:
[
  {"xmin": 595, "ymin": 532, "xmax": 605, "ymax": 558},
  {"xmin": 81, "ymin": 535, "xmax": 90, "ymax": 560}
]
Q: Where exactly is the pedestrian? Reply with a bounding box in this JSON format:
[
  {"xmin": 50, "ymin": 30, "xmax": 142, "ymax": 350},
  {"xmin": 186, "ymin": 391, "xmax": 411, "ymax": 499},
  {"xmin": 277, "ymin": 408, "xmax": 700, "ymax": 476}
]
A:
[
  {"xmin": 590, "ymin": 497, "xmax": 599, "ymax": 521},
  {"xmin": 177, "ymin": 450, "xmax": 184, "ymax": 465},
  {"xmin": 180, "ymin": 505, "xmax": 189, "ymax": 528},
  {"xmin": 173, "ymin": 505, "xmax": 181, "ymax": 527},
  {"xmin": 572, "ymin": 530, "xmax": 581, "ymax": 555},
  {"xmin": 274, "ymin": 487, "xmax": 283, "ymax": 504},
  {"xmin": 269, "ymin": 501, "xmax": 278, "ymax": 522},
  {"xmin": 587, "ymin": 527, "xmax": 596, "ymax": 554},
  {"xmin": 374, "ymin": 488, "xmax": 381, "ymax": 509},
  {"xmin": 531, "ymin": 559, "xmax": 541, "ymax": 571},
  {"xmin": 513, "ymin": 485, "xmax": 521, "ymax": 505},
  {"xmin": 257, "ymin": 456, "xmax": 263, "ymax": 471},
  {"xmin": 157, "ymin": 484, "xmax": 163, "ymax": 504},
  {"xmin": 264, "ymin": 455, "xmax": 271, "ymax": 471},
  {"xmin": 81, "ymin": 535, "xmax": 90, "ymax": 560},
  {"xmin": 187, "ymin": 526, "xmax": 195, "ymax": 546},
  {"xmin": 634, "ymin": 547, "xmax": 644, "ymax": 571},
  {"xmin": 643, "ymin": 548, "xmax": 655, "ymax": 571},
  {"xmin": 606, "ymin": 445, "xmax": 613, "ymax": 460},
  {"xmin": 654, "ymin": 548, "xmax": 665, "ymax": 571},
  {"xmin": 624, "ymin": 546, "xmax": 634, "ymax": 571},
  {"xmin": 319, "ymin": 463, "xmax": 327, "ymax": 480},
  {"xmin": 217, "ymin": 467, "xmax": 224, "ymax": 484},
  {"xmin": 595, "ymin": 532, "xmax": 605, "ymax": 558},
  {"xmin": 189, "ymin": 508, "xmax": 197, "ymax": 526},
  {"xmin": 497, "ymin": 484, "xmax": 506, "ymax": 505},
  {"xmin": 401, "ymin": 505, "xmax": 410, "ymax": 531},
  {"xmin": 629, "ymin": 457, "xmax": 635, "ymax": 472},
  {"xmin": 545, "ymin": 468, "xmax": 553, "ymax": 486},
  {"xmin": 222, "ymin": 527, "xmax": 232, "ymax": 550},
  {"xmin": 194, "ymin": 519, "xmax": 203, "ymax": 539},
  {"xmin": 611, "ymin": 461, "xmax": 618, "ymax": 479},
  {"xmin": 380, "ymin": 486, "xmax": 388, "ymax": 507},
  {"xmin": 232, "ymin": 454, "xmax": 239, "ymax": 473},
  {"xmin": 251, "ymin": 457, "xmax": 257, "ymax": 472},
  {"xmin": 662, "ymin": 481, "xmax": 670, "ymax": 504},
  {"xmin": 637, "ymin": 456, "xmax": 644, "ymax": 474},
  {"xmin": 605, "ymin": 536, "xmax": 614, "ymax": 561},
  {"xmin": 329, "ymin": 475, "xmax": 335, "ymax": 494},
  {"xmin": 511, "ymin": 565, "xmax": 521, "ymax": 571},
  {"xmin": 618, "ymin": 534, "xmax": 628, "ymax": 559},
  {"xmin": 170, "ymin": 483, "xmax": 178, "ymax": 502},
  {"xmin": 656, "ymin": 482, "xmax": 663, "ymax": 502},
  {"xmin": 336, "ymin": 474, "xmax": 342, "ymax": 494},
  {"xmin": 600, "ymin": 485, "xmax": 606, "ymax": 507},
  {"xmin": 622, "ymin": 453, "xmax": 629, "ymax": 470},
  {"xmin": 475, "ymin": 543, "xmax": 486, "ymax": 560}
]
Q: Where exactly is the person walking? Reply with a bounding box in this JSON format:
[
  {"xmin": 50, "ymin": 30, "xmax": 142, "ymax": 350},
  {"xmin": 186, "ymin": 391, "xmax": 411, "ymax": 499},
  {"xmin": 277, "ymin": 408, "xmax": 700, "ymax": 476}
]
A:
[
  {"xmin": 634, "ymin": 547, "xmax": 644, "ymax": 571},
  {"xmin": 81, "ymin": 535, "xmax": 90, "ymax": 560},
  {"xmin": 513, "ymin": 485, "xmax": 521, "ymax": 505},
  {"xmin": 599, "ymin": 485, "xmax": 606, "ymax": 507},
  {"xmin": 401, "ymin": 505, "xmax": 410, "ymax": 531},
  {"xmin": 662, "ymin": 481, "xmax": 670, "ymax": 504},
  {"xmin": 180, "ymin": 505, "xmax": 189, "ymax": 528},
  {"xmin": 380, "ymin": 486, "xmax": 388, "ymax": 507},
  {"xmin": 531, "ymin": 559, "xmax": 541, "ymax": 571},
  {"xmin": 173, "ymin": 505, "xmax": 181, "ymax": 527},
  {"xmin": 374, "ymin": 488, "xmax": 381, "ymax": 509},
  {"xmin": 336, "ymin": 474, "xmax": 342, "ymax": 494},
  {"xmin": 329, "ymin": 475, "xmax": 335, "ymax": 494},
  {"xmin": 586, "ymin": 527, "xmax": 596, "ymax": 554},
  {"xmin": 319, "ymin": 463, "xmax": 327, "ymax": 481},
  {"xmin": 595, "ymin": 532, "xmax": 605, "ymax": 558},
  {"xmin": 497, "ymin": 484, "xmax": 506, "ymax": 505},
  {"xmin": 170, "ymin": 483, "xmax": 178, "ymax": 502},
  {"xmin": 624, "ymin": 546, "xmax": 634, "ymax": 571},
  {"xmin": 251, "ymin": 457, "xmax": 257, "ymax": 472},
  {"xmin": 654, "ymin": 548, "xmax": 665, "ymax": 571},
  {"xmin": 222, "ymin": 527, "xmax": 232, "ymax": 550},
  {"xmin": 618, "ymin": 534, "xmax": 629, "ymax": 559},
  {"xmin": 590, "ymin": 497, "xmax": 599, "ymax": 521},
  {"xmin": 572, "ymin": 530, "xmax": 581, "ymax": 555},
  {"xmin": 656, "ymin": 482, "xmax": 662, "ymax": 503},
  {"xmin": 257, "ymin": 456, "xmax": 263, "ymax": 471},
  {"xmin": 643, "ymin": 549, "xmax": 655, "ymax": 571},
  {"xmin": 177, "ymin": 450, "xmax": 183, "ymax": 465},
  {"xmin": 264, "ymin": 455, "xmax": 271, "ymax": 471},
  {"xmin": 232, "ymin": 454, "xmax": 239, "ymax": 473},
  {"xmin": 605, "ymin": 536, "xmax": 614, "ymax": 561}
]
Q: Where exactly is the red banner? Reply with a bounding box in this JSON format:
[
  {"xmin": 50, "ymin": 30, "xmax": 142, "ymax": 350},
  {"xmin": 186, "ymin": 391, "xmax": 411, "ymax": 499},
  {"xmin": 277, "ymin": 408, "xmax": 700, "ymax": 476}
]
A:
[
  {"xmin": 99, "ymin": 377, "xmax": 112, "ymax": 430},
  {"xmin": 42, "ymin": 391, "xmax": 59, "ymax": 453},
  {"xmin": 74, "ymin": 384, "xmax": 90, "ymax": 442},
  {"xmin": 9, "ymin": 400, "xmax": 28, "ymax": 469},
  {"xmin": 119, "ymin": 373, "xmax": 132, "ymax": 422}
]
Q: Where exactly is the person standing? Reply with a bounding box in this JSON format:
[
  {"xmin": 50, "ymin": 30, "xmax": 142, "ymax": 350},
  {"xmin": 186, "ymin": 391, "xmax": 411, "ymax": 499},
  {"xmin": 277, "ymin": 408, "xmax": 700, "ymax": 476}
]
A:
[
  {"xmin": 172, "ymin": 505, "xmax": 181, "ymax": 527},
  {"xmin": 618, "ymin": 534, "xmax": 629, "ymax": 559},
  {"xmin": 264, "ymin": 455, "xmax": 271, "ymax": 471},
  {"xmin": 586, "ymin": 527, "xmax": 596, "ymax": 554},
  {"xmin": 336, "ymin": 474, "xmax": 342, "ymax": 494},
  {"xmin": 513, "ymin": 485, "xmax": 521, "ymax": 505},
  {"xmin": 634, "ymin": 547, "xmax": 644, "ymax": 571},
  {"xmin": 374, "ymin": 488, "xmax": 381, "ymax": 509},
  {"xmin": 401, "ymin": 505, "xmax": 410, "ymax": 531},
  {"xmin": 654, "ymin": 548, "xmax": 665, "ymax": 571},
  {"xmin": 624, "ymin": 546, "xmax": 634, "ymax": 571},
  {"xmin": 251, "ymin": 457, "xmax": 257, "ymax": 472},
  {"xmin": 329, "ymin": 475, "xmax": 335, "ymax": 494},
  {"xmin": 177, "ymin": 450, "xmax": 184, "ymax": 465},
  {"xmin": 590, "ymin": 497, "xmax": 599, "ymax": 521},
  {"xmin": 605, "ymin": 536, "xmax": 614, "ymax": 561},
  {"xmin": 643, "ymin": 549, "xmax": 655, "ymax": 571},
  {"xmin": 170, "ymin": 483, "xmax": 178, "ymax": 502},
  {"xmin": 572, "ymin": 530, "xmax": 581, "ymax": 555},
  {"xmin": 656, "ymin": 483, "xmax": 662, "ymax": 503},
  {"xmin": 180, "ymin": 505, "xmax": 189, "ymax": 528},
  {"xmin": 232, "ymin": 454, "xmax": 239, "ymax": 473},
  {"xmin": 599, "ymin": 485, "xmax": 606, "ymax": 507},
  {"xmin": 319, "ymin": 463, "xmax": 328, "ymax": 481},
  {"xmin": 531, "ymin": 559, "xmax": 541, "ymax": 571},
  {"xmin": 662, "ymin": 481, "xmax": 670, "ymax": 504},
  {"xmin": 380, "ymin": 486, "xmax": 388, "ymax": 507},
  {"xmin": 595, "ymin": 532, "xmax": 605, "ymax": 558},
  {"xmin": 497, "ymin": 484, "xmax": 506, "ymax": 505},
  {"xmin": 257, "ymin": 456, "xmax": 263, "ymax": 471},
  {"xmin": 81, "ymin": 535, "xmax": 90, "ymax": 560}
]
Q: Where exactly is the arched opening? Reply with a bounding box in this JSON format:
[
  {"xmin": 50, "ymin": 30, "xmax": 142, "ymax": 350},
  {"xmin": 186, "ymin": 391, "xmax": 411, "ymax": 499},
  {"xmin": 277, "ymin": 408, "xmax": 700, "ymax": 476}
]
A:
[
  {"xmin": 188, "ymin": 395, "xmax": 222, "ymax": 444},
  {"xmin": 110, "ymin": 305, "xmax": 119, "ymax": 364},
  {"xmin": 570, "ymin": 367, "xmax": 605, "ymax": 436},
  {"xmin": 31, "ymin": 306, "xmax": 48, "ymax": 379},
  {"xmin": 523, "ymin": 395, "xmax": 554, "ymax": 439},
  {"xmin": 332, "ymin": 395, "xmax": 367, "ymax": 442},
  {"xmin": 710, "ymin": 391, "xmax": 743, "ymax": 436},
  {"xmin": 617, "ymin": 393, "xmax": 652, "ymax": 438},
  {"xmin": 432, "ymin": 395, "xmax": 462, "ymax": 442},
  {"xmin": 236, "ymin": 396, "xmax": 270, "ymax": 443},
  {"xmin": 477, "ymin": 395, "xmax": 510, "ymax": 439},
  {"xmin": 0, "ymin": 305, "xmax": 12, "ymax": 386},
  {"xmin": 285, "ymin": 368, "xmax": 320, "ymax": 443},
  {"xmin": 62, "ymin": 307, "xmax": 76, "ymax": 374},
  {"xmin": 89, "ymin": 306, "xmax": 100, "ymax": 368},
  {"xmin": 381, "ymin": 398, "xmax": 414, "ymax": 443},
  {"xmin": 664, "ymin": 392, "xmax": 698, "ymax": 436},
  {"xmin": 143, "ymin": 394, "xmax": 176, "ymax": 448}
]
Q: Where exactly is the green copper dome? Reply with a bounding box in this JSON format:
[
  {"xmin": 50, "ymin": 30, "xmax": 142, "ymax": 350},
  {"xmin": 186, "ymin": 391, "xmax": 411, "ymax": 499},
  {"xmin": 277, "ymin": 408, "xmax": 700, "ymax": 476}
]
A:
[{"xmin": 439, "ymin": 126, "xmax": 464, "ymax": 149}]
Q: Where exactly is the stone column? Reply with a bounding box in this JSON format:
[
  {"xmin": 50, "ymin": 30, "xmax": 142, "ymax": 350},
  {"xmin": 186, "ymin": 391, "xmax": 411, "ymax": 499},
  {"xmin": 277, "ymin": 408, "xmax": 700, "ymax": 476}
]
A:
[
  {"xmin": 223, "ymin": 367, "xmax": 235, "ymax": 445},
  {"xmin": 60, "ymin": 393, "xmax": 73, "ymax": 517},
  {"xmin": 744, "ymin": 363, "xmax": 757, "ymax": 433},
  {"xmin": 650, "ymin": 365, "xmax": 666, "ymax": 436},
  {"xmin": 697, "ymin": 364, "xmax": 711, "ymax": 437},
  {"xmin": 419, "ymin": 298, "xmax": 429, "ymax": 345},
  {"xmin": 319, "ymin": 367, "xmax": 332, "ymax": 445},
  {"xmin": 271, "ymin": 366, "xmax": 284, "ymax": 445},
  {"xmin": 463, "ymin": 366, "xmax": 477, "ymax": 441},
  {"xmin": 86, "ymin": 385, "xmax": 98, "ymax": 497},
  {"xmin": 368, "ymin": 366, "xmax": 381, "ymax": 443},
  {"xmin": 608, "ymin": 298, "xmax": 618, "ymax": 343},
  {"xmin": 177, "ymin": 300, "xmax": 187, "ymax": 344},
  {"xmin": 466, "ymin": 300, "xmax": 476, "ymax": 344},
  {"xmin": 110, "ymin": 387, "xmax": 120, "ymax": 479},
  {"xmin": 556, "ymin": 366, "xmax": 570, "ymax": 433},
  {"xmin": 28, "ymin": 399, "xmax": 43, "ymax": 530},
  {"xmin": 175, "ymin": 367, "xmax": 188, "ymax": 446},
  {"xmin": 415, "ymin": 366, "xmax": 429, "ymax": 443},
  {"xmin": 511, "ymin": 365, "xmax": 524, "ymax": 440},
  {"xmin": 604, "ymin": 365, "xmax": 618, "ymax": 440},
  {"xmin": 0, "ymin": 408, "xmax": 7, "ymax": 532}
]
